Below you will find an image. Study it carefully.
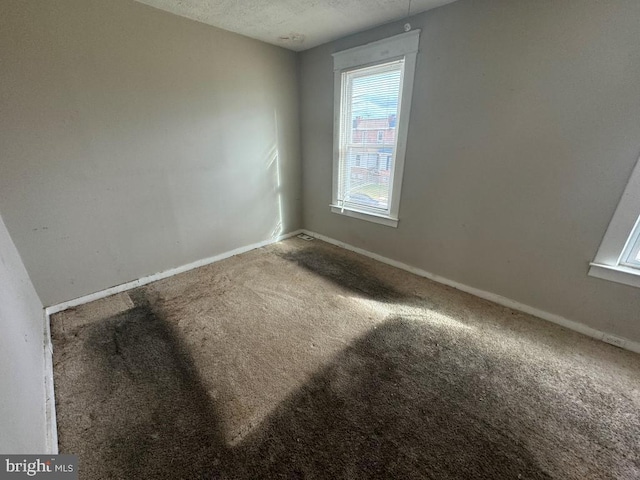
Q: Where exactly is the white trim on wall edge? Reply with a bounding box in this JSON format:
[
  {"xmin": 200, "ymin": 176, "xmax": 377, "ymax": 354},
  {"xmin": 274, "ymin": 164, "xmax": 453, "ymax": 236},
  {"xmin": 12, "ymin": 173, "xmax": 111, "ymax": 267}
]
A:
[
  {"xmin": 45, "ymin": 230, "xmax": 303, "ymax": 315},
  {"xmin": 43, "ymin": 228, "xmax": 303, "ymax": 453},
  {"xmin": 301, "ymin": 230, "xmax": 640, "ymax": 355},
  {"xmin": 588, "ymin": 262, "xmax": 640, "ymax": 289},
  {"xmin": 41, "ymin": 226, "xmax": 640, "ymax": 452},
  {"xmin": 44, "ymin": 310, "xmax": 58, "ymax": 454}
]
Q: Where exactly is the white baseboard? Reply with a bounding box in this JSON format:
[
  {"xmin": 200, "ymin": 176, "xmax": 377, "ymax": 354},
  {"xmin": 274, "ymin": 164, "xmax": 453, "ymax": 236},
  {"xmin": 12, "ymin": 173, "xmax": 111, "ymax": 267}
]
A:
[
  {"xmin": 43, "ymin": 310, "xmax": 58, "ymax": 454},
  {"xmin": 42, "ymin": 228, "xmax": 303, "ymax": 453},
  {"xmin": 302, "ymin": 230, "xmax": 640, "ymax": 355},
  {"xmin": 41, "ymin": 226, "xmax": 639, "ymax": 453},
  {"xmin": 45, "ymin": 230, "xmax": 304, "ymax": 316}
]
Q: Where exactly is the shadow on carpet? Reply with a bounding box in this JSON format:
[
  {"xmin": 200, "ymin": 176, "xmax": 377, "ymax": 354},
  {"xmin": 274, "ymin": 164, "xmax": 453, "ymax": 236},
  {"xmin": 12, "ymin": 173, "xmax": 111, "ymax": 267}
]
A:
[{"xmin": 55, "ymin": 305, "xmax": 553, "ymax": 479}]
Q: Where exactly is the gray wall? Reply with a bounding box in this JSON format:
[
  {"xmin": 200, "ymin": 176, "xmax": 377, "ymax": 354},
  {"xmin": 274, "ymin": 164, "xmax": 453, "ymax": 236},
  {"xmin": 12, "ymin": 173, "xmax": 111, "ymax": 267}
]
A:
[
  {"xmin": 0, "ymin": 0, "xmax": 301, "ymax": 306},
  {"xmin": 300, "ymin": 0, "xmax": 640, "ymax": 342},
  {"xmin": 0, "ymin": 214, "xmax": 46, "ymax": 453}
]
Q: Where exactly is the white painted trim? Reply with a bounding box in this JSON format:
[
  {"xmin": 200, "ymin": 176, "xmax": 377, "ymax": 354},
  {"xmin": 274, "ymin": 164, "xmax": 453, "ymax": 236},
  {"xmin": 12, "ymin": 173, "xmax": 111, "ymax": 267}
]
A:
[
  {"xmin": 40, "ymin": 226, "xmax": 639, "ymax": 453},
  {"xmin": 45, "ymin": 230, "xmax": 303, "ymax": 315},
  {"xmin": 331, "ymin": 31, "xmax": 419, "ymax": 230},
  {"xmin": 332, "ymin": 30, "xmax": 420, "ymax": 70},
  {"xmin": 42, "ymin": 229, "xmax": 303, "ymax": 453},
  {"xmin": 330, "ymin": 205, "xmax": 398, "ymax": 228},
  {"xmin": 301, "ymin": 230, "xmax": 640, "ymax": 355},
  {"xmin": 589, "ymin": 154, "xmax": 640, "ymax": 287},
  {"xmin": 43, "ymin": 310, "xmax": 58, "ymax": 454},
  {"xmin": 588, "ymin": 262, "xmax": 640, "ymax": 289}
]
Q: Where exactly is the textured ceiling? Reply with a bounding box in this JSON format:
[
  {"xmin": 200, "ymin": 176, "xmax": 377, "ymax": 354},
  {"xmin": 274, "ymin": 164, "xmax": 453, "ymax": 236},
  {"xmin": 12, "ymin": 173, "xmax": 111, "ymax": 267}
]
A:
[{"xmin": 134, "ymin": 0, "xmax": 458, "ymax": 51}]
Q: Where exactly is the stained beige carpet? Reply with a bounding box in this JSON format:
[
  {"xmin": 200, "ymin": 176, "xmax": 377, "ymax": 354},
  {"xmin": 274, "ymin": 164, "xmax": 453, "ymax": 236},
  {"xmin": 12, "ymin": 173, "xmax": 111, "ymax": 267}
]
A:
[{"xmin": 51, "ymin": 237, "xmax": 640, "ymax": 479}]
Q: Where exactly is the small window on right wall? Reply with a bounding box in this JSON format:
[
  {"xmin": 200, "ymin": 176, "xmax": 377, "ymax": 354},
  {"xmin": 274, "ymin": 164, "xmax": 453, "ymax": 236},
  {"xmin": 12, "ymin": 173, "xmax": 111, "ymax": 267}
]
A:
[{"xmin": 589, "ymin": 155, "xmax": 640, "ymax": 288}]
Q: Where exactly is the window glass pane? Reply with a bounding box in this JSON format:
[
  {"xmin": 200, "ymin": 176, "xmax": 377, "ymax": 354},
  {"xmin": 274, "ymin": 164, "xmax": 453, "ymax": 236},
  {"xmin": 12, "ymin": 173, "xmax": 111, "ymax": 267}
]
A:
[{"xmin": 339, "ymin": 61, "xmax": 403, "ymax": 212}]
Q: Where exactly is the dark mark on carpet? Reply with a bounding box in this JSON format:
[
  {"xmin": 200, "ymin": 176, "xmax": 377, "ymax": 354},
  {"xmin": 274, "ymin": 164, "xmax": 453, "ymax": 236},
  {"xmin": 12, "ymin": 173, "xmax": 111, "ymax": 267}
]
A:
[
  {"xmin": 73, "ymin": 305, "xmax": 224, "ymax": 479},
  {"xmin": 278, "ymin": 249, "xmax": 406, "ymax": 302},
  {"xmin": 55, "ymin": 311, "xmax": 555, "ymax": 479}
]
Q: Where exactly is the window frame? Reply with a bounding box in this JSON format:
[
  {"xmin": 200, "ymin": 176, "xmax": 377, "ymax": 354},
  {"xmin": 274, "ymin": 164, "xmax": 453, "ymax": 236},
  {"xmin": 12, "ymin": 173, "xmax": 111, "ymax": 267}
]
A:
[
  {"xmin": 589, "ymin": 154, "xmax": 640, "ymax": 288},
  {"xmin": 331, "ymin": 30, "xmax": 420, "ymax": 228},
  {"xmin": 620, "ymin": 219, "xmax": 640, "ymax": 268}
]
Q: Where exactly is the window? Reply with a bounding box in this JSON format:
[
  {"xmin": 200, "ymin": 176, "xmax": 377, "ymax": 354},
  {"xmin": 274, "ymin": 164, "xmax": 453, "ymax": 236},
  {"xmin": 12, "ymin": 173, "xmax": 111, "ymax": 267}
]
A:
[
  {"xmin": 620, "ymin": 220, "xmax": 640, "ymax": 268},
  {"xmin": 331, "ymin": 31, "xmax": 420, "ymax": 228},
  {"xmin": 589, "ymin": 155, "xmax": 640, "ymax": 288}
]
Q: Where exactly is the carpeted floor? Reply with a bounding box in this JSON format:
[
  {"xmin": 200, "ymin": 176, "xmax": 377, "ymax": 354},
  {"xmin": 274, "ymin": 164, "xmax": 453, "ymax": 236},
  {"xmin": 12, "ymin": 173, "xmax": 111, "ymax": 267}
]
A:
[{"xmin": 51, "ymin": 237, "xmax": 640, "ymax": 479}]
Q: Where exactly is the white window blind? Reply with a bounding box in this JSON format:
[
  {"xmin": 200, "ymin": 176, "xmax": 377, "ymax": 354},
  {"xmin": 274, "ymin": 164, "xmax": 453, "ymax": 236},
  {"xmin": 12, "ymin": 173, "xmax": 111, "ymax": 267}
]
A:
[
  {"xmin": 337, "ymin": 60, "xmax": 404, "ymax": 215},
  {"xmin": 331, "ymin": 30, "xmax": 419, "ymax": 228}
]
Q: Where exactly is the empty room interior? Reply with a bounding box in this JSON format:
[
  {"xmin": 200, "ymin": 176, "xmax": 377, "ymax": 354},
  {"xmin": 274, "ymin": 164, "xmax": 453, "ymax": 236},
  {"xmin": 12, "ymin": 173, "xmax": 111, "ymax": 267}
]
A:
[{"xmin": 1, "ymin": 0, "xmax": 640, "ymax": 478}]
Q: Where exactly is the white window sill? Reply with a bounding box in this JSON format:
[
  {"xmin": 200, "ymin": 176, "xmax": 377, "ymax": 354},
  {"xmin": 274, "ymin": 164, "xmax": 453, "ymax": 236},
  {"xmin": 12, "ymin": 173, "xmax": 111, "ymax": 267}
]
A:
[
  {"xmin": 330, "ymin": 205, "xmax": 398, "ymax": 228},
  {"xmin": 588, "ymin": 262, "xmax": 640, "ymax": 289}
]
